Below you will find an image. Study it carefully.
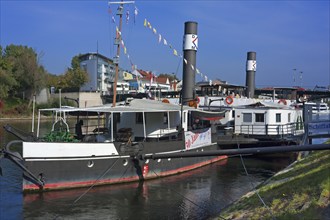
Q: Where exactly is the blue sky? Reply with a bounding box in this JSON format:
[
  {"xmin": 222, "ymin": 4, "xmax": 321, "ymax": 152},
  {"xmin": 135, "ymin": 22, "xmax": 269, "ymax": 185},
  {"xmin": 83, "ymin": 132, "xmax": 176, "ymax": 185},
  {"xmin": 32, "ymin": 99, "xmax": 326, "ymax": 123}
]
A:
[{"xmin": 1, "ymin": 0, "xmax": 329, "ymax": 89}]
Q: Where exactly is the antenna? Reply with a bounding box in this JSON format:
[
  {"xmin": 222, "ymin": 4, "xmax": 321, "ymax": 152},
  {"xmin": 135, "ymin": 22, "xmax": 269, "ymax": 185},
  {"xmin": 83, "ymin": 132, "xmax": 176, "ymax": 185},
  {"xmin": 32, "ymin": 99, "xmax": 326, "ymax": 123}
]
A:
[{"xmin": 293, "ymin": 68, "xmax": 296, "ymax": 87}]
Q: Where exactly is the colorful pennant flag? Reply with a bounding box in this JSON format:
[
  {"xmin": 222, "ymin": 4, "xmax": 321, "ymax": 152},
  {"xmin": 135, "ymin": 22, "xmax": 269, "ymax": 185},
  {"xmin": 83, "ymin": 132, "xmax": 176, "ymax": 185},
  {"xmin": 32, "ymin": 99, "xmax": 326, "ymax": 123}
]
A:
[
  {"xmin": 126, "ymin": 10, "xmax": 130, "ymax": 24},
  {"xmin": 134, "ymin": 6, "xmax": 138, "ymax": 23},
  {"xmin": 158, "ymin": 34, "xmax": 162, "ymax": 43}
]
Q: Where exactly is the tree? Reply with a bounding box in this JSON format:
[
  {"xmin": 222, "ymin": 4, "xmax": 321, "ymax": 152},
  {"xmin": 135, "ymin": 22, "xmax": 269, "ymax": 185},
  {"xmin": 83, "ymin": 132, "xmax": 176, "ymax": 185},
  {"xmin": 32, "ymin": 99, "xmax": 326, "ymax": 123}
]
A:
[
  {"xmin": 60, "ymin": 55, "xmax": 89, "ymax": 92},
  {"xmin": 0, "ymin": 45, "xmax": 17, "ymax": 100},
  {"xmin": 3, "ymin": 44, "xmax": 47, "ymax": 106},
  {"xmin": 158, "ymin": 73, "xmax": 179, "ymax": 82}
]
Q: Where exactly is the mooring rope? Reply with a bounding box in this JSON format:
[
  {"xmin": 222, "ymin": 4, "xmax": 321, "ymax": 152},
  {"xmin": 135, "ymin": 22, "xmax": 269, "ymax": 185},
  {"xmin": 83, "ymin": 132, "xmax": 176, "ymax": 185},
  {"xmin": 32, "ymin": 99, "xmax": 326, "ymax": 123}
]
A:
[
  {"xmin": 235, "ymin": 136, "xmax": 276, "ymax": 220},
  {"xmin": 53, "ymin": 158, "xmax": 120, "ymax": 220}
]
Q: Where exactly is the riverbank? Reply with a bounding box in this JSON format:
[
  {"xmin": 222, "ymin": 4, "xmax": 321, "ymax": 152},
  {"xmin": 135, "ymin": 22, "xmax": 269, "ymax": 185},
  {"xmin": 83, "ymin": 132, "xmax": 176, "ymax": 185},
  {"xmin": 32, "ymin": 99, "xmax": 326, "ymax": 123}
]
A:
[{"xmin": 218, "ymin": 142, "xmax": 330, "ymax": 219}]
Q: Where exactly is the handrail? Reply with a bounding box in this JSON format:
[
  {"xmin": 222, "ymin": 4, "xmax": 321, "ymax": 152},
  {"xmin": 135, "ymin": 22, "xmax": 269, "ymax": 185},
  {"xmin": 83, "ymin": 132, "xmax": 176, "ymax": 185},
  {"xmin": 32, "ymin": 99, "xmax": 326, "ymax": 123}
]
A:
[{"xmin": 237, "ymin": 122, "xmax": 304, "ymax": 136}]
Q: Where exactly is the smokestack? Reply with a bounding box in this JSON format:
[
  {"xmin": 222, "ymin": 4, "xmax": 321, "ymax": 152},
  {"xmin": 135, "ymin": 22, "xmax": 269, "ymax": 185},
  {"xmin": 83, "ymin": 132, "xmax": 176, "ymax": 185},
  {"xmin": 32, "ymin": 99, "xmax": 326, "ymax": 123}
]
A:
[
  {"xmin": 245, "ymin": 51, "xmax": 257, "ymax": 98},
  {"xmin": 182, "ymin": 21, "xmax": 198, "ymax": 105}
]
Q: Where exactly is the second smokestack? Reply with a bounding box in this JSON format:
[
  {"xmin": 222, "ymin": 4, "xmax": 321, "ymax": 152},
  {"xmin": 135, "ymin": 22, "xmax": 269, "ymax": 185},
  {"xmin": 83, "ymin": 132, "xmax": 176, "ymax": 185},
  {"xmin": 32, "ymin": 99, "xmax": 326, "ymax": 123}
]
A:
[{"xmin": 245, "ymin": 51, "xmax": 257, "ymax": 98}]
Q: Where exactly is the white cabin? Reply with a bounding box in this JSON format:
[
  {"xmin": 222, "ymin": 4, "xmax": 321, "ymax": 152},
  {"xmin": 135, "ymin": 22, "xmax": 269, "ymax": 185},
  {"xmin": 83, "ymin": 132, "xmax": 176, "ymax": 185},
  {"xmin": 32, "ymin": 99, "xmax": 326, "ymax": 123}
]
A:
[{"xmin": 233, "ymin": 102, "xmax": 304, "ymax": 137}]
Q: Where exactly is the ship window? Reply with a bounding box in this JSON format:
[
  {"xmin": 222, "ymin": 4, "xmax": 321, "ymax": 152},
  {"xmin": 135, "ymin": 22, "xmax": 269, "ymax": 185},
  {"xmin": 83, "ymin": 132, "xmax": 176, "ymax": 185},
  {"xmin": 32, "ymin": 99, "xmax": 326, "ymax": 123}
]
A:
[
  {"xmin": 255, "ymin": 113, "xmax": 265, "ymax": 123},
  {"xmin": 114, "ymin": 113, "xmax": 121, "ymax": 123},
  {"xmin": 243, "ymin": 113, "xmax": 252, "ymax": 123},
  {"xmin": 163, "ymin": 113, "xmax": 168, "ymax": 124},
  {"xmin": 276, "ymin": 113, "xmax": 281, "ymax": 123},
  {"xmin": 288, "ymin": 113, "xmax": 291, "ymax": 122},
  {"xmin": 136, "ymin": 112, "xmax": 144, "ymax": 124}
]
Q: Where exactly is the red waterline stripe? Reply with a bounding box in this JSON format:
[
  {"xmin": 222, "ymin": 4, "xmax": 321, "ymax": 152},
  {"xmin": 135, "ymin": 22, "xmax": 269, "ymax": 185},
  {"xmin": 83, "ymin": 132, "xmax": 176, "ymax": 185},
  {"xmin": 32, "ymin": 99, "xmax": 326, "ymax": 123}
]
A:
[{"xmin": 24, "ymin": 155, "xmax": 228, "ymax": 192}]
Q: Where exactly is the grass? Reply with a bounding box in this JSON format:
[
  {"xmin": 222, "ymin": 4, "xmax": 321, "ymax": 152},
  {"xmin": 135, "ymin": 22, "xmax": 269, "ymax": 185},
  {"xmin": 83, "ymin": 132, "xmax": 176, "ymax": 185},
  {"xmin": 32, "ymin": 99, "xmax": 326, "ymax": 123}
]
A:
[{"xmin": 219, "ymin": 149, "xmax": 330, "ymax": 220}]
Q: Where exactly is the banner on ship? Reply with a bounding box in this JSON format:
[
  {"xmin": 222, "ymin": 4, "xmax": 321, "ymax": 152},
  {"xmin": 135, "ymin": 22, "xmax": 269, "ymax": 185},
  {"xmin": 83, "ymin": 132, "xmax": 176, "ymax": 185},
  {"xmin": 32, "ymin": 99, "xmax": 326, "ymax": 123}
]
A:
[{"xmin": 184, "ymin": 128, "xmax": 211, "ymax": 150}]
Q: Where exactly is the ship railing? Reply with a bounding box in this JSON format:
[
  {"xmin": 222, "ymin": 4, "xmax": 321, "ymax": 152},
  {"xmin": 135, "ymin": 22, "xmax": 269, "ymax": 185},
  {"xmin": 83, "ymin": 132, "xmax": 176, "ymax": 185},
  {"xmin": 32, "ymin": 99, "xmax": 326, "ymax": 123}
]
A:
[{"xmin": 236, "ymin": 122, "xmax": 304, "ymax": 138}]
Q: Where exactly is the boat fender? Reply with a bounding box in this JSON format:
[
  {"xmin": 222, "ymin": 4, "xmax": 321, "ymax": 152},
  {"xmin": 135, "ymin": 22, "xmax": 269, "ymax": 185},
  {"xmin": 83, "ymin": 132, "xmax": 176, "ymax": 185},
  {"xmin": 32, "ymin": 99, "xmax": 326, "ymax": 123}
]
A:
[
  {"xmin": 278, "ymin": 99, "xmax": 287, "ymax": 105},
  {"xmin": 225, "ymin": 96, "xmax": 234, "ymax": 105}
]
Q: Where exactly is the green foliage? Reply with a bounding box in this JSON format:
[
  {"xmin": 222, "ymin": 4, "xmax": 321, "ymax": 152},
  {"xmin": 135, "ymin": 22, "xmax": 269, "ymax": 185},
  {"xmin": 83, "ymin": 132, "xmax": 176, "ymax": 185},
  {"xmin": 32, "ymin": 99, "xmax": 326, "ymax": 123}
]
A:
[
  {"xmin": 1, "ymin": 44, "xmax": 47, "ymax": 101},
  {"xmin": 48, "ymin": 54, "xmax": 89, "ymax": 92},
  {"xmin": 0, "ymin": 45, "xmax": 17, "ymax": 99},
  {"xmin": 220, "ymin": 150, "xmax": 330, "ymax": 219},
  {"xmin": 44, "ymin": 130, "xmax": 78, "ymax": 142},
  {"xmin": 158, "ymin": 73, "xmax": 178, "ymax": 82},
  {"xmin": 0, "ymin": 96, "xmax": 32, "ymax": 116}
]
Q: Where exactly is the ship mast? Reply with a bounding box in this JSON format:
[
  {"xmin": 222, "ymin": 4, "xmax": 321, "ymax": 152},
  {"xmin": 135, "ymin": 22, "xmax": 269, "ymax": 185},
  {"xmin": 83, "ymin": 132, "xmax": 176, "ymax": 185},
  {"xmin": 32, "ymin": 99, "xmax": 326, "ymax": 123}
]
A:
[{"xmin": 109, "ymin": 0, "xmax": 134, "ymax": 107}]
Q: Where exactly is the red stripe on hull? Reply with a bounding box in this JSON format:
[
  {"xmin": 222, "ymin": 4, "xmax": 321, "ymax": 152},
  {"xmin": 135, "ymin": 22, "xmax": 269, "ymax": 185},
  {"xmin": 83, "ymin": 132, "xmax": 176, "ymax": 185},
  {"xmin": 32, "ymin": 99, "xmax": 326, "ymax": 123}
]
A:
[{"xmin": 24, "ymin": 155, "xmax": 228, "ymax": 192}]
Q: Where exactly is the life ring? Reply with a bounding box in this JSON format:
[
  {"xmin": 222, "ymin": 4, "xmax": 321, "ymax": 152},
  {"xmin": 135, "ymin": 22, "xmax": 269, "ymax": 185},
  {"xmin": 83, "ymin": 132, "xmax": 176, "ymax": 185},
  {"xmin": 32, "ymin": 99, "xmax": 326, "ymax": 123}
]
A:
[
  {"xmin": 188, "ymin": 100, "xmax": 197, "ymax": 108},
  {"xmin": 162, "ymin": 99, "xmax": 170, "ymax": 103},
  {"xmin": 225, "ymin": 96, "xmax": 234, "ymax": 105},
  {"xmin": 278, "ymin": 99, "xmax": 287, "ymax": 105}
]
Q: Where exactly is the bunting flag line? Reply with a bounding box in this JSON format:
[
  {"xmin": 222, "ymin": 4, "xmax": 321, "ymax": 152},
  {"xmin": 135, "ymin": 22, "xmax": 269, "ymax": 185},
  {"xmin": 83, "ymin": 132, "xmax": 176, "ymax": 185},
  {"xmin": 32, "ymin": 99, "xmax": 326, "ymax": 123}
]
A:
[
  {"xmin": 143, "ymin": 18, "xmax": 212, "ymax": 84},
  {"xmin": 114, "ymin": 25, "xmax": 136, "ymax": 71},
  {"xmin": 134, "ymin": 6, "xmax": 138, "ymax": 23},
  {"xmin": 126, "ymin": 10, "xmax": 130, "ymax": 24}
]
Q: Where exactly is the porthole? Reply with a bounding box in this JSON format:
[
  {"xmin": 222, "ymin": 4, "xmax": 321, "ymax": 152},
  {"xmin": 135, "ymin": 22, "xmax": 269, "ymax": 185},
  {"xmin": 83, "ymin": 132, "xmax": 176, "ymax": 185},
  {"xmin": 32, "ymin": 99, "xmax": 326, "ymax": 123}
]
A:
[
  {"xmin": 87, "ymin": 160, "xmax": 94, "ymax": 168},
  {"xmin": 157, "ymin": 159, "xmax": 161, "ymax": 163},
  {"xmin": 123, "ymin": 159, "xmax": 129, "ymax": 166},
  {"xmin": 168, "ymin": 158, "xmax": 171, "ymax": 161},
  {"xmin": 145, "ymin": 159, "xmax": 150, "ymax": 164}
]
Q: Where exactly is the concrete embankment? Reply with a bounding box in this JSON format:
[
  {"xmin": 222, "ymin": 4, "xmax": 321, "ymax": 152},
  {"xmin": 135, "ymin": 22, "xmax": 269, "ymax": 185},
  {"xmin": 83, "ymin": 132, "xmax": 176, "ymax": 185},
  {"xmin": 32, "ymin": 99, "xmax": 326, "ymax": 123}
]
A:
[{"xmin": 216, "ymin": 142, "xmax": 330, "ymax": 220}]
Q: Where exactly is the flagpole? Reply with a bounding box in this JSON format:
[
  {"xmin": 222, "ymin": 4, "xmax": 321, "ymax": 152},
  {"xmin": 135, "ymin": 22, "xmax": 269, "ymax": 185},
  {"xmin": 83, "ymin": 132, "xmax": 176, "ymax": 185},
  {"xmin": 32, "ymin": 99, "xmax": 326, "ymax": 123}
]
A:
[{"xmin": 109, "ymin": 0, "xmax": 134, "ymax": 107}]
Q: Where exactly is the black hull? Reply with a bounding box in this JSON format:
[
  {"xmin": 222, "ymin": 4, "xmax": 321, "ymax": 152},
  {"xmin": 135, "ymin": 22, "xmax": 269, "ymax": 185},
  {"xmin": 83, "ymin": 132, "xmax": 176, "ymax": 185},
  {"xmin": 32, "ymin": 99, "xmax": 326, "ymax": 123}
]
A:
[{"xmin": 23, "ymin": 141, "xmax": 227, "ymax": 192}]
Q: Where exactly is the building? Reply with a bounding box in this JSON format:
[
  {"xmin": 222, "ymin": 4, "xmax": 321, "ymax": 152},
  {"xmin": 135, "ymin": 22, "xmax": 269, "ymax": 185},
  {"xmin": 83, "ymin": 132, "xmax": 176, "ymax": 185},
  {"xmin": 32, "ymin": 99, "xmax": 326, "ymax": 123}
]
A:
[{"xmin": 79, "ymin": 53, "xmax": 128, "ymax": 95}]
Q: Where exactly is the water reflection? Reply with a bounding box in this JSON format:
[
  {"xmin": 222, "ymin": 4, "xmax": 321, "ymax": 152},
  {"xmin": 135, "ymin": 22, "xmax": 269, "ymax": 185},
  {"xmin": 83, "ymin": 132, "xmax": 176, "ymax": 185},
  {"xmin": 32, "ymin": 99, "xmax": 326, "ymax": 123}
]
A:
[
  {"xmin": 0, "ymin": 119, "xmax": 306, "ymax": 220},
  {"xmin": 20, "ymin": 156, "xmax": 293, "ymax": 220}
]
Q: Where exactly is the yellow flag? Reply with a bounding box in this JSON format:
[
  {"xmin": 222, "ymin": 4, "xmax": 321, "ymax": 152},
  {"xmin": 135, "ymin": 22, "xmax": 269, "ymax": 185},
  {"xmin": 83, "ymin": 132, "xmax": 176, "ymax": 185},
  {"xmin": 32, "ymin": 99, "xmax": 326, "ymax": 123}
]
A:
[
  {"xmin": 173, "ymin": 49, "xmax": 178, "ymax": 56},
  {"xmin": 144, "ymin": 19, "xmax": 147, "ymax": 27}
]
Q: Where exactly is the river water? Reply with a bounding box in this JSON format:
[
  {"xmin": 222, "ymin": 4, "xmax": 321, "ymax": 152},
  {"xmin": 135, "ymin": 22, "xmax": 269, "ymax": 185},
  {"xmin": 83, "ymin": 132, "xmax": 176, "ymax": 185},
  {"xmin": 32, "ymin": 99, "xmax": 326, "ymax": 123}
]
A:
[{"xmin": 0, "ymin": 114, "xmax": 328, "ymax": 220}]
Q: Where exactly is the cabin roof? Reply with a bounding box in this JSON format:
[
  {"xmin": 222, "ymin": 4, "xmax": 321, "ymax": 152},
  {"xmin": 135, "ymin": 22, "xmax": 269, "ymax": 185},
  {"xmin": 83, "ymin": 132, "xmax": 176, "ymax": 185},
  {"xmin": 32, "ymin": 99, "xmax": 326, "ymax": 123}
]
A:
[
  {"xmin": 235, "ymin": 101, "xmax": 293, "ymax": 109},
  {"xmin": 39, "ymin": 99, "xmax": 225, "ymax": 118}
]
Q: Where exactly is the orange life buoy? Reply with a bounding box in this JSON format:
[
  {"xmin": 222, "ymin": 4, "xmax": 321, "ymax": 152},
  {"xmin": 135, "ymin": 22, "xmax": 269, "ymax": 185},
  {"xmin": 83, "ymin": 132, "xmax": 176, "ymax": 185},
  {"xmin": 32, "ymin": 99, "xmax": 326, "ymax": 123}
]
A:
[
  {"xmin": 278, "ymin": 99, "xmax": 287, "ymax": 105},
  {"xmin": 162, "ymin": 99, "xmax": 170, "ymax": 103},
  {"xmin": 225, "ymin": 96, "xmax": 233, "ymax": 105},
  {"xmin": 188, "ymin": 100, "xmax": 197, "ymax": 108}
]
